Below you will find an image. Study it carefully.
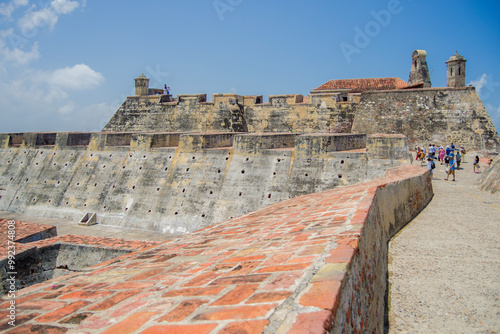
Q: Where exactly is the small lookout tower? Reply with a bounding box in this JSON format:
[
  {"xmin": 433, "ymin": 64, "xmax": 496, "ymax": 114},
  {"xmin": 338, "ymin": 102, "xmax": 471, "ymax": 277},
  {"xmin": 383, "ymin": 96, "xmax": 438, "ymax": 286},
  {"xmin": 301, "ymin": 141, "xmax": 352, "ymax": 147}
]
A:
[
  {"xmin": 135, "ymin": 74, "xmax": 149, "ymax": 96},
  {"xmin": 408, "ymin": 50, "xmax": 431, "ymax": 87},
  {"xmin": 446, "ymin": 52, "xmax": 466, "ymax": 88}
]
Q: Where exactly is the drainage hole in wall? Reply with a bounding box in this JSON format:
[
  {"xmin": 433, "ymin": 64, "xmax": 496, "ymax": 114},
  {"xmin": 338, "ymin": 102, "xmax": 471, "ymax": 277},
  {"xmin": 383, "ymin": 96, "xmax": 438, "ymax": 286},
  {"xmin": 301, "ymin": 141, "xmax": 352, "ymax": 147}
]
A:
[
  {"xmin": 157, "ymin": 188, "xmax": 160, "ymax": 191},
  {"xmin": 239, "ymin": 192, "xmax": 242, "ymax": 196},
  {"xmin": 268, "ymin": 194, "xmax": 271, "ymax": 198},
  {"xmin": 25, "ymin": 178, "xmax": 29, "ymax": 182},
  {"xmin": 48, "ymin": 200, "xmax": 51, "ymax": 203},
  {"xmin": 241, "ymin": 170, "xmax": 245, "ymax": 174},
  {"xmin": 32, "ymin": 198, "xmax": 35, "ymax": 202},
  {"xmin": 192, "ymin": 156, "xmax": 195, "ymax": 160},
  {"xmin": 109, "ymin": 154, "xmax": 112, "ymax": 157},
  {"xmin": 226, "ymin": 157, "xmax": 229, "ymax": 160},
  {"xmin": 112, "ymin": 185, "xmax": 115, "ymax": 188},
  {"xmin": 65, "ymin": 164, "xmax": 68, "ymax": 166},
  {"xmin": 165, "ymin": 167, "xmax": 168, "ymax": 171},
  {"xmin": 148, "ymin": 210, "xmax": 151, "ymax": 213},
  {"xmin": 20, "ymin": 161, "xmax": 23, "ymax": 164},
  {"xmin": 57, "ymin": 181, "xmax": 60, "ymax": 184},
  {"xmin": 94, "ymin": 183, "xmax": 97, "ymax": 187},
  {"xmin": 40, "ymin": 151, "xmax": 43, "ymax": 154},
  {"xmin": 175, "ymin": 212, "xmax": 178, "ymax": 215},
  {"xmin": 10, "ymin": 178, "xmax": 13, "ymax": 181},
  {"xmin": 84, "ymin": 204, "xmax": 87, "ymax": 207},
  {"xmin": 169, "ymin": 156, "xmax": 172, "ymax": 159},
  {"xmin": 85, "ymin": 164, "xmax": 88, "ymax": 167},
  {"xmin": 139, "ymin": 167, "xmax": 142, "ymax": 170},
  {"xmin": 182, "ymin": 189, "xmax": 185, "ymax": 193},
  {"xmin": 130, "ymin": 155, "xmax": 132, "ymax": 158},
  {"xmin": 201, "ymin": 214, "xmax": 205, "ymax": 218},
  {"xmin": 7, "ymin": 161, "xmax": 10, "ymax": 163},
  {"xmin": 35, "ymin": 162, "xmax": 38, "ymax": 165},
  {"xmin": 143, "ymin": 155, "xmax": 146, "ymax": 158},
  {"xmin": 77, "ymin": 183, "xmax": 80, "ymax": 186},
  {"xmin": 53, "ymin": 163, "xmax": 56, "ymax": 166},
  {"xmin": 125, "ymin": 208, "xmax": 128, "ymax": 211},
  {"xmin": 341, "ymin": 160, "xmax": 344, "ymax": 164},
  {"xmin": 209, "ymin": 191, "xmax": 213, "ymax": 195},
  {"xmin": 103, "ymin": 165, "xmax": 106, "ymax": 168},
  {"xmin": 132, "ymin": 186, "xmax": 135, "ymax": 190},
  {"xmin": 277, "ymin": 159, "xmax": 281, "ymax": 162},
  {"xmin": 104, "ymin": 206, "xmax": 107, "ymax": 209},
  {"xmin": 217, "ymin": 169, "xmax": 221, "ymax": 174},
  {"xmin": 305, "ymin": 174, "xmax": 308, "ymax": 177},
  {"xmin": 66, "ymin": 202, "xmax": 69, "ymax": 205},
  {"xmin": 122, "ymin": 166, "xmax": 126, "ymax": 169},
  {"xmin": 338, "ymin": 174, "xmax": 343, "ymax": 178},
  {"xmin": 90, "ymin": 154, "xmax": 93, "ymax": 157},
  {"xmin": 186, "ymin": 168, "xmax": 190, "ymax": 172},
  {"xmin": 16, "ymin": 197, "xmax": 19, "ymax": 199},
  {"xmin": 246, "ymin": 158, "xmax": 249, "ymax": 161},
  {"xmin": 273, "ymin": 172, "xmax": 277, "ymax": 176}
]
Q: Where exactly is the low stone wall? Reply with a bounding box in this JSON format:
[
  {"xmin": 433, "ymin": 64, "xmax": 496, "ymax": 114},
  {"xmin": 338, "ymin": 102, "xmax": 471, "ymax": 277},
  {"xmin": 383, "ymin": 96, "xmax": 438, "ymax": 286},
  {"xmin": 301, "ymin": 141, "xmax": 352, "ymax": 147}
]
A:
[{"xmin": 476, "ymin": 157, "xmax": 500, "ymax": 193}]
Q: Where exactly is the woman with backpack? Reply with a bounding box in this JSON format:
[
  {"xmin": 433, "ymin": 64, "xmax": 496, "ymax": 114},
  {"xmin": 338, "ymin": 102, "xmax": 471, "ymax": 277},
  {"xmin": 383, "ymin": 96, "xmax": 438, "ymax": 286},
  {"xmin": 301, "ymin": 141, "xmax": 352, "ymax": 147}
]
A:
[{"xmin": 445, "ymin": 153, "xmax": 457, "ymax": 181}]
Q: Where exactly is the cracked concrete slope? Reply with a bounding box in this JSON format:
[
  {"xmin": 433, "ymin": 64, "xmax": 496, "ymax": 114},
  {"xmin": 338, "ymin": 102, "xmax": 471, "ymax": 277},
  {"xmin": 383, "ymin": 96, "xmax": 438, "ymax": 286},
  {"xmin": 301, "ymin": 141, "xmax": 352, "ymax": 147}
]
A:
[{"xmin": 388, "ymin": 159, "xmax": 500, "ymax": 334}]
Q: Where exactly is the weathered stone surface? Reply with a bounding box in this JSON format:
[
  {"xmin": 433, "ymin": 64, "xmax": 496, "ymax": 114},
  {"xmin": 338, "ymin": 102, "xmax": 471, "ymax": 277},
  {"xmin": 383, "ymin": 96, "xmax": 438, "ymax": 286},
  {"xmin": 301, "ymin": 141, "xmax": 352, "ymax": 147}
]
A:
[{"xmin": 0, "ymin": 133, "xmax": 408, "ymax": 233}]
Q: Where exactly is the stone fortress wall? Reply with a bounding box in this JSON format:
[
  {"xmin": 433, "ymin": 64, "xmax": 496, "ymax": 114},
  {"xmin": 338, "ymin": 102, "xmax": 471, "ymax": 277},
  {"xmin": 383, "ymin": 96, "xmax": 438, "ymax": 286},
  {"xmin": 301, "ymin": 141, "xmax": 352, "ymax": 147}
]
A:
[
  {"xmin": 103, "ymin": 87, "xmax": 499, "ymax": 153},
  {"xmin": 0, "ymin": 131, "xmax": 409, "ymax": 233}
]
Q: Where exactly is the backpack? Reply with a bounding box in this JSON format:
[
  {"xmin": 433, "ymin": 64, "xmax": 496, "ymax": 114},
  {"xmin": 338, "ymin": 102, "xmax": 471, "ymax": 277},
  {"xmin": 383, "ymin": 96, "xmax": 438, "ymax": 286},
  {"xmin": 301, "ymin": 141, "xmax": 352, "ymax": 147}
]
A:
[
  {"xmin": 431, "ymin": 161, "xmax": 436, "ymax": 169},
  {"xmin": 444, "ymin": 156, "xmax": 450, "ymax": 163}
]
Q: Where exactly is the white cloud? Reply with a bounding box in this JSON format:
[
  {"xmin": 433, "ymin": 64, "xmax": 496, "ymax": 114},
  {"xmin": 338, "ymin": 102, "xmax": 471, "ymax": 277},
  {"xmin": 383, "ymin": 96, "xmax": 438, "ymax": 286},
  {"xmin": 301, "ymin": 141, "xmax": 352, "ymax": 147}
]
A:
[
  {"xmin": 0, "ymin": 39, "xmax": 40, "ymax": 65},
  {"xmin": 51, "ymin": 0, "xmax": 79, "ymax": 14},
  {"xmin": 17, "ymin": 0, "xmax": 80, "ymax": 33},
  {"xmin": 0, "ymin": 0, "xmax": 29, "ymax": 18},
  {"xmin": 47, "ymin": 64, "xmax": 105, "ymax": 90},
  {"xmin": 469, "ymin": 73, "xmax": 487, "ymax": 95}
]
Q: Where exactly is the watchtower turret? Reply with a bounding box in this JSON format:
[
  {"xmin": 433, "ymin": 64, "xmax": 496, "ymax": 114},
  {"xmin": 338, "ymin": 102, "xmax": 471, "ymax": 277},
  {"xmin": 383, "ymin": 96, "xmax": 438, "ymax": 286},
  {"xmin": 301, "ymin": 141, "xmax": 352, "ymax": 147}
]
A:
[
  {"xmin": 408, "ymin": 50, "xmax": 431, "ymax": 87},
  {"xmin": 446, "ymin": 52, "xmax": 466, "ymax": 88},
  {"xmin": 135, "ymin": 74, "xmax": 149, "ymax": 96}
]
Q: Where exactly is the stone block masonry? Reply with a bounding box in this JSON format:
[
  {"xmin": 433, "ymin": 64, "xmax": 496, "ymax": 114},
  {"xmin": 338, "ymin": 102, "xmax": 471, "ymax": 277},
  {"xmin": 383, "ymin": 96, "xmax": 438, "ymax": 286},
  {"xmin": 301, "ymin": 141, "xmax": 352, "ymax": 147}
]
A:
[
  {"xmin": 0, "ymin": 132, "xmax": 410, "ymax": 234},
  {"xmin": 0, "ymin": 165, "xmax": 432, "ymax": 333},
  {"xmin": 353, "ymin": 86, "xmax": 500, "ymax": 151}
]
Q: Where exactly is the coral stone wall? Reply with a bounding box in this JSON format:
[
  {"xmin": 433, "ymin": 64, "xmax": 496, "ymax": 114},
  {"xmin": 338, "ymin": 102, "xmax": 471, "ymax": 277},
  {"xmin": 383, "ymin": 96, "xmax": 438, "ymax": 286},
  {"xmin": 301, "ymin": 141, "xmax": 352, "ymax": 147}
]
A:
[{"xmin": 352, "ymin": 87, "xmax": 500, "ymax": 152}]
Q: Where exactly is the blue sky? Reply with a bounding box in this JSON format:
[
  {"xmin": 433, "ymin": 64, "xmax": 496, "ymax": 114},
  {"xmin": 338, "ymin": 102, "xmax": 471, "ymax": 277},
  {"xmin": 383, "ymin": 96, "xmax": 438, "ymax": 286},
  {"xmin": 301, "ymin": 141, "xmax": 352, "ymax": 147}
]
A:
[{"xmin": 0, "ymin": 0, "xmax": 499, "ymax": 133}]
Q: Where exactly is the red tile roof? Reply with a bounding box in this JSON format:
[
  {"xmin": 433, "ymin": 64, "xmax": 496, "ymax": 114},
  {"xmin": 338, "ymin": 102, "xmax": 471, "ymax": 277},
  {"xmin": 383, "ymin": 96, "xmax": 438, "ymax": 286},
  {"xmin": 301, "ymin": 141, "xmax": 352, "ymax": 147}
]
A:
[{"xmin": 313, "ymin": 77, "xmax": 408, "ymax": 93}]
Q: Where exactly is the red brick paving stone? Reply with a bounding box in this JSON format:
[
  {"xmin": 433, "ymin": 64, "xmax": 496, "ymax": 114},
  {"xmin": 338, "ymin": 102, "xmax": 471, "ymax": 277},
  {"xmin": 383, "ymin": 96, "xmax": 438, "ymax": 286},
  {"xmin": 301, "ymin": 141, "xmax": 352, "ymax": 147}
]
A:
[
  {"xmin": 59, "ymin": 290, "xmax": 114, "ymax": 300},
  {"xmin": 138, "ymin": 323, "xmax": 218, "ymax": 334},
  {"xmin": 246, "ymin": 291, "xmax": 293, "ymax": 304},
  {"xmin": 77, "ymin": 314, "xmax": 114, "ymax": 330},
  {"xmin": 126, "ymin": 268, "xmax": 164, "ymax": 281},
  {"xmin": 261, "ymin": 252, "xmax": 294, "ymax": 266},
  {"xmin": 222, "ymin": 255, "xmax": 266, "ymax": 263},
  {"xmin": 226, "ymin": 261, "xmax": 263, "ymax": 275},
  {"xmin": 58, "ymin": 312, "xmax": 93, "ymax": 325},
  {"xmin": 36, "ymin": 300, "xmax": 92, "ymax": 323},
  {"xmin": 299, "ymin": 281, "xmax": 342, "ymax": 311},
  {"xmin": 287, "ymin": 255, "xmax": 317, "ymax": 264},
  {"xmin": 324, "ymin": 246, "xmax": 356, "ymax": 263},
  {"xmin": 88, "ymin": 290, "xmax": 142, "ymax": 311},
  {"xmin": 181, "ymin": 271, "xmax": 220, "ymax": 287},
  {"xmin": 211, "ymin": 284, "xmax": 259, "ymax": 306},
  {"xmin": 0, "ymin": 293, "xmax": 47, "ymax": 309},
  {"xmin": 219, "ymin": 319, "xmax": 270, "ymax": 334},
  {"xmin": 101, "ymin": 311, "xmax": 158, "ymax": 334},
  {"xmin": 162, "ymin": 286, "xmax": 226, "ymax": 297},
  {"xmin": 18, "ymin": 300, "xmax": 66, "ymax": 310},
  {"xmin": 5, "ymin": 324, "xmax": 68, "ymax": 333},
  {"xmin": 288, "ymin": 310, "xmax": 333, "ymax": 334},
  {"xmin": 255, "ymin": 263, "xmax": 310, "ymax": 273},
  {"xmin": 193, "ymin": 304, "xmax": 277, "ymax": 321},
  {"xmin": 107, "ymin": 282, "xmax": 156, "ymax": 290},
  {"xmin": 263, "ymin": 271, "xmax": 304, "ymax": 291},
  {"xmin": 210, "ymin": 274, "xmax": 270, "ymax": 286},
  {"xmin": 0, "ymin": 313, "xmax": 41, "ymax": 332},
  {"xmin": 157, "ymin": 299, "xmax": 208, "ymax": 322}
]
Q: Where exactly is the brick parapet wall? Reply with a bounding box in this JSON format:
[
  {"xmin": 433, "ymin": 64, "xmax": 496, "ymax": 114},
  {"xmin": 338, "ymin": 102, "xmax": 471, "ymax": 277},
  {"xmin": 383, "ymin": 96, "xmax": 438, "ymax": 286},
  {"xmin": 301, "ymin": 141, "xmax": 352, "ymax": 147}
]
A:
[{"xmin": 0, "ymin": 165, "xmax": 432, "ymax": 333}]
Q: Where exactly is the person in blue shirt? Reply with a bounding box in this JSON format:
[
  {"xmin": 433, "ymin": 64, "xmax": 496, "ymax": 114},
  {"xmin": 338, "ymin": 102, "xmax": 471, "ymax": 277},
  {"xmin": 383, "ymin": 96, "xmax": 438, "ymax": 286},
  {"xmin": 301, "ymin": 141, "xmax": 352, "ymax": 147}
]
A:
[{"xmin": 445, "ymin": 153, "xmax": 457, "ymax": 181}]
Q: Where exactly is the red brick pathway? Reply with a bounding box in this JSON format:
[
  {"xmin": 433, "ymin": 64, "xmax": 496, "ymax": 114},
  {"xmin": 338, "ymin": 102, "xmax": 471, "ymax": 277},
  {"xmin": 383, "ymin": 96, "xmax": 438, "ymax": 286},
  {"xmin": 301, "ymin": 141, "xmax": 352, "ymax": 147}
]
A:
[{"xmin": 0, "ymin": 165, "xmax": 427, "ymax": 333}]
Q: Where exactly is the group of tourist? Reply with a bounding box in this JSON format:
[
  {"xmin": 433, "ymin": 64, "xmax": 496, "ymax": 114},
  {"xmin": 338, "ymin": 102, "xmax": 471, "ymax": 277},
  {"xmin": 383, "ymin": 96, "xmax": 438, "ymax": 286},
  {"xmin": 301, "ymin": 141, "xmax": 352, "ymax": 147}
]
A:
[{"xmin": 414, "ymin": 143, "xmax": 479, "ymax": 182}]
